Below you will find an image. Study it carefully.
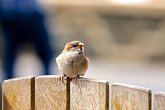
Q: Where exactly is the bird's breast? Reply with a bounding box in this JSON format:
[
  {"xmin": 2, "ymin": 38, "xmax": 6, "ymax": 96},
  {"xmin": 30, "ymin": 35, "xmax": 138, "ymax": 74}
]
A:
[{"xmin": 56, "ymin": 51, "xmax": 87, "ymax": 78}]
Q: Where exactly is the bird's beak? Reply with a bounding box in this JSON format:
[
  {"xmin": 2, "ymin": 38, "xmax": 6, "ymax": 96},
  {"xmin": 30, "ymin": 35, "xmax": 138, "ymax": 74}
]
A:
[{"xmin": 78, "ymin": 43, "xmax": 84, "ymax": 49}]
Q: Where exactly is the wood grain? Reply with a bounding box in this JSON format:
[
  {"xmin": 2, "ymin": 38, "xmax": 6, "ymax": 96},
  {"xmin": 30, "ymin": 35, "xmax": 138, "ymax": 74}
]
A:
[
  {"xmin": 111, "ymin": 83, "xmax": 151, "ymax": 110},
  {"xmin": 154, "ymin": 91, "xmax": 165, "ymax": 110},
  {"xmin": 35, "ymin": 75, "xmax": 70, "ymax": 110},
  {"xmin": 71, "ymin": 78, "xmax": 109, "ymax": 110},
  {"xmin": 3, "ymin": 76, "xmax": 35, "ymax": 110}
]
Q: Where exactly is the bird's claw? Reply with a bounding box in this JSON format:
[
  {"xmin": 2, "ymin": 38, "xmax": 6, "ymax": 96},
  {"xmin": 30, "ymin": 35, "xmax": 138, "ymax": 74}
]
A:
[
  {"xmin": 72, "ymin": 75, "xmax": 80, "ymax": 81},
  {"xmin": 60, "ymin": 74, "xmax": 65, "ymax": 82}
]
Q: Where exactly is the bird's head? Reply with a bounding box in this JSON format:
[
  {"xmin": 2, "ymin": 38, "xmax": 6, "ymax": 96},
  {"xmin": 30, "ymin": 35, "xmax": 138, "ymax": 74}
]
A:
[{"xmin": 63, "ymin": 40, "xmax": 85, "ymax": 53}]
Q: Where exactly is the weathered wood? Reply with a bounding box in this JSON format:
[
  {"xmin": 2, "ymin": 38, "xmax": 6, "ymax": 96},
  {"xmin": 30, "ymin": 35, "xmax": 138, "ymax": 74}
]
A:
[
  {"xmin": 154, "ymin": 91, "xmax": 165, "ymax": 110},
  {"xmin": 3, "ymin": 76, "xmax": 35, "ymax": 110},
  {"xmin": 111, "ymin": 83, "xmax": 151, "ymax": 110},
  {"xmin": 35, "ymin": 75, "xmax": 70, "ymax": 110},
  {"xmin": 71, "ymin": 78, "xmax": 109, "ymax": 110}
]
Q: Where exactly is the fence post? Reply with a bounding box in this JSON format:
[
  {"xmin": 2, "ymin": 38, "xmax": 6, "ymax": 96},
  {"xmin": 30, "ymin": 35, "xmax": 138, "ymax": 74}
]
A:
[
  {"xmin": 71, "ymin": 78, "xmax": 109, "ymax": 110},
  {"xmin": 35, "ymin": 75, "xmax": 70, "ymax": 110},
  {"xmin": 111, "ymin": 83, "xmax": 151, "ymax": 110},
  {"xmin": 3, "ymin": 76, "xmax": 35, "ymax": 110},
  {"xmin": 154, "ymin": 91, "xmax": 165, "ymax": 110}
]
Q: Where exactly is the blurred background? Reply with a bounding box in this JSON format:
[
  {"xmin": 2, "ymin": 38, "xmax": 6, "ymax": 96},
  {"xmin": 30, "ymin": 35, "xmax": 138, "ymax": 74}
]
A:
[{"xmin": 0, "ymin": 0, "xmax": 165, "ymax": 94}]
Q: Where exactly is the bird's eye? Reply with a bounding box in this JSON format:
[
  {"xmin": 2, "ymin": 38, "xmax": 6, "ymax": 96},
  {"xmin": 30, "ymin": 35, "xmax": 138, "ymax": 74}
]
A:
[{"xmin": 72, "ymin": 44, "xmax": 78, "ymax": 47}]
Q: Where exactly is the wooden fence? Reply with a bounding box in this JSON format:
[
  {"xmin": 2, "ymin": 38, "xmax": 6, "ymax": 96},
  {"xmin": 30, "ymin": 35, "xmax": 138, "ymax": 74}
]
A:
[{"xmin": 0, "ymin": 75, "xmax": 165, "ymax": 110}]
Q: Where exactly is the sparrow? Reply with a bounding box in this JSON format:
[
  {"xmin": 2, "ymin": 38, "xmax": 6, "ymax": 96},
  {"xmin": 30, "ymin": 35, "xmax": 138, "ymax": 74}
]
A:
[{"xmin": 56, "ymin": 40, "xmax": 89, "ymax": 80}]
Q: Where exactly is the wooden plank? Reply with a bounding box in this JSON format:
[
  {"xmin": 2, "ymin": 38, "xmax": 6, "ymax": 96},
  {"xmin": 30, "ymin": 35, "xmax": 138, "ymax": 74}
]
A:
[
  {"xmin": 71, "ymin": 78, "xmax": 109, "ymax": 110},
  {"xmin": 111, "ymin": 83, "xmax": 151, "ymax": 110},
  {"xmin": 3, "ymin": 76, "xmax": 35, "ymax": 110},
  {"xmin": 35, "ymin": 75, "xmax": 70, "ymax": 110},
  {"xmin": 154, "ymin": 91, "xmax": 165, "ymax": 110}
]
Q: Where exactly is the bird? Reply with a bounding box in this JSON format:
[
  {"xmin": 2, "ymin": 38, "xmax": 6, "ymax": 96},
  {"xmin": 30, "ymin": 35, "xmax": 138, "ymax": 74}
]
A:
[{"xmin": 56, "ymin": 40, "xmax": 89, "ymax": 80}]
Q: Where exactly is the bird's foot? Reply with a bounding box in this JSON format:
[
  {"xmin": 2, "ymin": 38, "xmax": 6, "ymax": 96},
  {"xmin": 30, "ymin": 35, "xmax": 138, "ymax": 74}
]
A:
[
  {"xmin": 60, "ymin": 74, "xmax": 66, "ymax": 82},
  {"xmin": 72, "ymin": 75, "xmax": 80, "ymax": 81}
]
